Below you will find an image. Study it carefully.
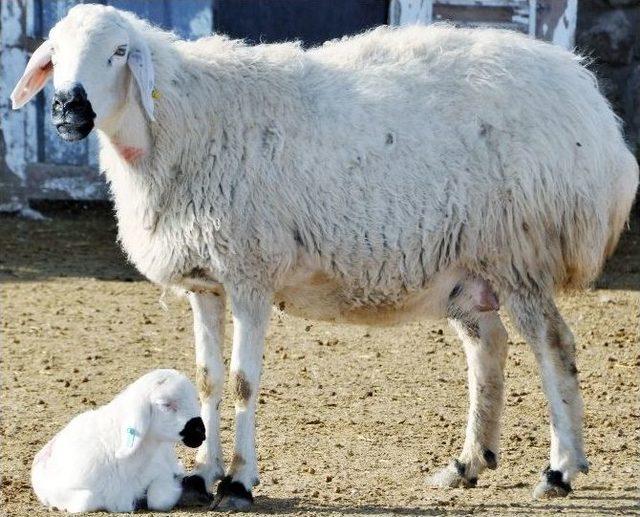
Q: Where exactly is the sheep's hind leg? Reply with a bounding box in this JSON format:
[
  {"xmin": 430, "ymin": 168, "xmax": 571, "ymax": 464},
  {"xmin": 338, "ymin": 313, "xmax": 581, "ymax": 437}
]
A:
[
  {"xmin": 189, "ymin": 292, "xmax": 227, "ymax": 488},
  {"xmin": 506, "ymin": 292, "xmax": 588, "ymax": 498},
  {"xmin": 212, "ymin": 289, "xmax": 271, "ymax": 511},
  {"xmin": 430, "ymin": 311, "xmax": 508, "ymax": 488}
]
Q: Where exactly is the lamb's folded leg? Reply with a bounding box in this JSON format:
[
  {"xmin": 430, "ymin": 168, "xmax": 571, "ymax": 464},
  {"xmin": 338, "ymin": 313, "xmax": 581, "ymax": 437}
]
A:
[
  {"xmin": 190, "ymin": 291, "xmax": 227, "ymax": 487},
  {"xmin": 146, "ymin": 474, "xmax": 182, "ymax": 511},
  {"xmin": 63, "ymin": 489, "xmax": 100, "ymax": 513},
  {"xmin": 213, "ymin": 288, "xmax": 271, "ymax": 511}
]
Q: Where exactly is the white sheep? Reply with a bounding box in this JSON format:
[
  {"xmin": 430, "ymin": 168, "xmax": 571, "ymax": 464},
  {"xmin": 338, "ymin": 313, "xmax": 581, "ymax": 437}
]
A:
[
  {"xmin": 31, "ymin": 369, "xmax": 210, "ymax": 512},
  {"xmin": 12, "ymin": 4, "xmax": 639, "ymax": 507}
]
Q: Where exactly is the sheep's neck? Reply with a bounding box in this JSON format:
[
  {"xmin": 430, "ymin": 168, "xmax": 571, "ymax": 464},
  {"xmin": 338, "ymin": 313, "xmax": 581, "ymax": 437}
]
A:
[{"xmin": 102, "ymin": 96, "xmax": 151, "ymax": 164}]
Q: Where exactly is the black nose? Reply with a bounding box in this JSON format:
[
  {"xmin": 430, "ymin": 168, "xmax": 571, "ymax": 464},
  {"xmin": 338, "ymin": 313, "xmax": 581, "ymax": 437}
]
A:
[
  {"xmin": 52, "ymin": 83, "xmax": 95, "ymax": 142},
  {"xmin": 180, "ymin": 417, "xmax": 205, "ymax": 448}
]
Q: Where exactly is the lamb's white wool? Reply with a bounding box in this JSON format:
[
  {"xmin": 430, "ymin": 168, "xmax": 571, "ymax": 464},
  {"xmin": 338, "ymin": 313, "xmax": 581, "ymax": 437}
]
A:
[
  {"xmin": 31, "ymin": 369, "xmax": 204, "ymax": 513},
  {"xmin": 14, "ymin": 4, "xmax": 639, "ymax": 504}
]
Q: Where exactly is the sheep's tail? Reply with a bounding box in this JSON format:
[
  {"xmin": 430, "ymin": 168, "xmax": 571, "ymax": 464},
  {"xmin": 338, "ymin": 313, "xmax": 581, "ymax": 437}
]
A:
[{"xmin": 603, "ymin": 151, "xmax": 639, "ymax": 261}]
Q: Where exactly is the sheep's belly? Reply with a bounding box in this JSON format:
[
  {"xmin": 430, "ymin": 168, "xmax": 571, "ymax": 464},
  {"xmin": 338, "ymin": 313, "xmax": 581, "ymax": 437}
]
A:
[{"xmin": 274, "ymin": 273, "xmax": 436, "ymax": 326}]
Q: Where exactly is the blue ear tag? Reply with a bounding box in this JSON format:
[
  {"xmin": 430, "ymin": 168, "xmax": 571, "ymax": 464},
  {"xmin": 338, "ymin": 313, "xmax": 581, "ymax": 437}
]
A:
[{"xmin": 126, "ymin": 427, "xmax": 137, "ymax": 448}]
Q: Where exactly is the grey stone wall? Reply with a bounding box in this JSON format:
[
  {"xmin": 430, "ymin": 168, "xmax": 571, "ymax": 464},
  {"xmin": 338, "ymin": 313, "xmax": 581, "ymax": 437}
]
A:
[{"xmin": 577, "ymin": 1, "xmax": 640, "ymax": 163}]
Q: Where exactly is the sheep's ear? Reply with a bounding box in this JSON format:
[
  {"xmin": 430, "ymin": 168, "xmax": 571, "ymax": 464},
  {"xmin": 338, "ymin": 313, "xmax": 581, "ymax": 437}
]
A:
[
  {"xmin": 115, "ymin": 400, "xmax": 151, "ymax": 459},
  {"xmin": 127, "ymin": 40, "xmax": 155, "ymax": 122},
  {"xmin": 11, "ymin": 40, "xmax": 54, "ymax": 109}
]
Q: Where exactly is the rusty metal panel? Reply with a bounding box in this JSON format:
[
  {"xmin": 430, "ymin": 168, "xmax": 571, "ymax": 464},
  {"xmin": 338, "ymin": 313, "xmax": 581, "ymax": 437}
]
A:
[
  {"xmin": 390, "ymin": 0, "xmax": 576, "ymax": 49},
  {"xmin": 433, "ymin": 0, "xmax": 536, "ymax": 34},
  {"xmin": 390, "ymin": 1, "xmax": 537, "ymax": 35}
]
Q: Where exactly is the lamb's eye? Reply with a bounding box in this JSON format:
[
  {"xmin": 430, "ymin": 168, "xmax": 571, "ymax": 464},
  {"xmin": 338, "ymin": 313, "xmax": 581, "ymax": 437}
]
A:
[
  {"xmin": 449, "ymin": 284, "xmax": 463, "ymax": 299},
  {"xmin": 113, "ymin": 45, "xmax": 127, "ymax": 57}
]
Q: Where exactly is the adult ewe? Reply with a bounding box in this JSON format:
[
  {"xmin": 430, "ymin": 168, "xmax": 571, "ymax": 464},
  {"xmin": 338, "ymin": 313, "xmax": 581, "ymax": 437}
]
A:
[{"xmin": 12, "ymin": 4, "xmax": 638, "ymax": 509}]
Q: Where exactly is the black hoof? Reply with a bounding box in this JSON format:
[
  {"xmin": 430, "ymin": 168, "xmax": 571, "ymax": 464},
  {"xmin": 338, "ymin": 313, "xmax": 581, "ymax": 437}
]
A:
[
  {"xmin": 177, "ymin": 475, "xmax": 214, "ymax": 507},
  {"xmin": 482, "ymin": 448, "xmax": 497, "ymax": 470},
  {"xmin": 133, "ymin": 497, "xmax": 148, "ymax": 511},
  {"xmin": 532, "ymin": 466, "xmax": 572, "ymax": 499},
  {"xmin": 453, "ymin": 460, "xmax": 477, "ymax": 487},
  {"xmin": 212, "ymin": 476, "xmax": 253, "ymax": 511}
]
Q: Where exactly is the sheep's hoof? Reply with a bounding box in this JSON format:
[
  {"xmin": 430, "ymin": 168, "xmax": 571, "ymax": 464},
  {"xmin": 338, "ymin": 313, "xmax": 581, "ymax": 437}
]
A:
[
  {"xmin": 178, "ymin": 475, "xmax": 214, "ymax": 507},
  {"xmin": 193, "ymin": 458, "xmax": 225, "ymax": 487},
  {"xmin": 532, "ymin": 467, "xmax": 572, "ymax": 499},
  {"xmin": 211, "ymin": 476, "xmax": 253, "ymax": 511},
  {"xmin": 428, "ymin": 460, "xmax": 477, "ymax": 488}
]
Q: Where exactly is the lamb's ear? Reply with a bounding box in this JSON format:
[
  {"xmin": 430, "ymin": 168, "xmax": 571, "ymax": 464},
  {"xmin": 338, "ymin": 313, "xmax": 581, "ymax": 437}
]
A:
[
  {"xmin": 115, "ymin": 399, "xmax": 151, "ymax": 459},
  {"xmin": 11, "ymin": 40, "xmax": 54, "ymax": 109},
  {"xmin": 127, "ymin": 39, "xmax": 155, "ymax": 122}
]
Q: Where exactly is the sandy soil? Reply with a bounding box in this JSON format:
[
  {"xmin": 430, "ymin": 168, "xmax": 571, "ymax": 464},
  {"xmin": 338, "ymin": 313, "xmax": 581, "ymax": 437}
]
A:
[{"xmin": 1, "ymin": 205, "xmax": 639, "ymax": 516}]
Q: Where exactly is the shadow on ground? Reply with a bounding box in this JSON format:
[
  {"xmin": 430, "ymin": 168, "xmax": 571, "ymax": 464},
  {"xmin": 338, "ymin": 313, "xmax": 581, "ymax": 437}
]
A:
[
  {"xmin": 0, "ymin": 202, "xmax": 141, "ymax": 282},
  {"xmin": 251, "ymin": 491, "xmax": 640, "ymax": 515},
  {"xmin": 1, "ymin": 202, "xmax": 638, "ymax": 289}
]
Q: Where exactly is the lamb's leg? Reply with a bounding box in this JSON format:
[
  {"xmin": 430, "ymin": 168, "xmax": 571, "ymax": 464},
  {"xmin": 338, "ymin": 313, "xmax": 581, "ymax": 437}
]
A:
[
  {"xmin": 146, "ymin": 474, "xmax": 183, "ymax": 511},
  {"xmin": 63, "ymin": 489, "xmax": 100, "ymax": 513},
  {"xmin": 190, "ymin": 291, "xmax": 226, "ymax": 487},
  {"xmin": 213, "ymin": 289, "xmax": 271, "ymax": 510},
  {"xmin": 506, "ymin": 292, "xmax": 588, "ymax": 498},
  {"xmin": 430, "ymin": 311, "xmax": 508, "ymax": 488}
]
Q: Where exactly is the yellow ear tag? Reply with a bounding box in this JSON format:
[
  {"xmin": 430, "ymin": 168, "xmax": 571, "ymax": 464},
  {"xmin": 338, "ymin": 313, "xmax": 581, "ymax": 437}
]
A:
[{"xmin": 151, "ymin": 88, "xmax": 161, "ymax": 100}]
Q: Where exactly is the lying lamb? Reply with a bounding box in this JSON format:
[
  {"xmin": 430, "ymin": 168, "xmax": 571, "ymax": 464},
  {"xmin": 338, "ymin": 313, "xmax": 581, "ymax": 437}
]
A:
[{"xmin": 31, "ymin": 369, "xmax": 211, "ymax": 513}]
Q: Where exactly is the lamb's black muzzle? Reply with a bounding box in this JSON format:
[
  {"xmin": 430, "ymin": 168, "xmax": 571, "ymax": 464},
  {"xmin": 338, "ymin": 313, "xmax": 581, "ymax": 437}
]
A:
[
  {"xmin": 180, "ymin": 417, "xmax": 205, "ymax": 448},
  {"xmin": 52, "ymin": 83, "xmax": 95, "ymax": 142}
]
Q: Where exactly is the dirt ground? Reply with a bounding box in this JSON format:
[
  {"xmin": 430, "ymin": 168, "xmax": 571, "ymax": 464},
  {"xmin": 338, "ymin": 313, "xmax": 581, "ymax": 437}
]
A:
[{"xmin": 1, "ymin": 205, "xmax": 639, "ymax": 517}]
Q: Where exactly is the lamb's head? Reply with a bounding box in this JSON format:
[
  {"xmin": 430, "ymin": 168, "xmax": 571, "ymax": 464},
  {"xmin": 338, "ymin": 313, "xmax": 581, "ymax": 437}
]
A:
[
  {"xmin": 11, "ymin": 4, "xmax": 155, "ymax": 142},
  {"xmin": 115, "ymin": 369, "xmax": 204, "ymax": 459}
]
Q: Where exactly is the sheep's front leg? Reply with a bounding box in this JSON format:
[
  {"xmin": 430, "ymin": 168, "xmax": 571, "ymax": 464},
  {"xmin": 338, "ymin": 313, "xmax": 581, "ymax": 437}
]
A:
[
  {"xmin": 430, "ymin": 311, "xmax": 508, "ymax": 488},
  {"xmin": 506, "ymin": 292, "xmax": 588, "ymax": 498},
  {"xmin": 189, "ymin": 292, "xmax": 226, "ymax": 487},
  {"xmin": 213, "ymin": 289, "xmax": 271, "ymax": 510}
]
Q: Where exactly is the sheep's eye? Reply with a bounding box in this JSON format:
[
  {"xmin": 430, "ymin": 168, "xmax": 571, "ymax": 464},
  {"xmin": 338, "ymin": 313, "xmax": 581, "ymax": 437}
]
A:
[
  {"xmin": 449, "ymin": 284, "xmax": 463, "ymax": 299},
  {"xmin": 113, "ymin": 45, "xmax": 127, "ymax": 57},
  {"xmin": 161, "ymin": 401, "xmax": 177, "ymax": 412}
]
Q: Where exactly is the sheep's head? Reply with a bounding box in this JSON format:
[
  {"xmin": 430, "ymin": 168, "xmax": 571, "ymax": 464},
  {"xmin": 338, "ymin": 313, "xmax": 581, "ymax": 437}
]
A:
[
  {"xmin": 11, "ymin": 4, "xmax": 155, "ymax": 142},
  {"xmin": 115, "ymin": 369, "xmax": 204, "ymax": 459}
]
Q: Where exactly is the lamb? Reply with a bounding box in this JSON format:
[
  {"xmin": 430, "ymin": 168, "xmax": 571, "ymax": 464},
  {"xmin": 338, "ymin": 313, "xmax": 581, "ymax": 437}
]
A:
[
  {"xmin": 12, "ymin": 4, "xmax": 639, "ymax": 508},
  {"xmin": 31, "ymin": 369, "xmax": 210, "ymax": 513}
]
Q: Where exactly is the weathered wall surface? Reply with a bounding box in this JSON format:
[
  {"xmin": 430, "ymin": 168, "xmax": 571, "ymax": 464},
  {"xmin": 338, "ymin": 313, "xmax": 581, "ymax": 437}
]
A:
[
  {"xmin": 577, "ymin": 1, "xmax": 640, "ymax": 161},
  {"xmin": 0, "ymin": 1, "xmax": 30, "ymax": 212}
]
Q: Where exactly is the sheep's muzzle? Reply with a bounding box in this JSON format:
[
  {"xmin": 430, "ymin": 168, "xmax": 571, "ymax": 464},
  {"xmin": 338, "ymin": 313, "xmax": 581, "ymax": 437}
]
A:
[
  {"xmin": 52, "ymin": 83, "xmax": 95, "ymax": 142},
  {"xmin": 180, "ymin": 417, "xmax": 206, "ymax": 448}
]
